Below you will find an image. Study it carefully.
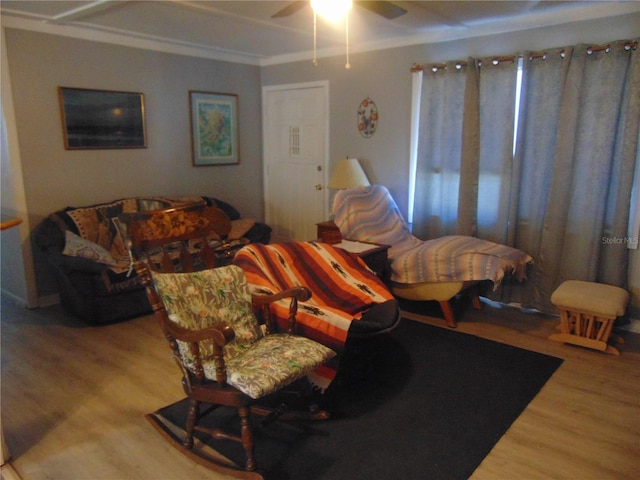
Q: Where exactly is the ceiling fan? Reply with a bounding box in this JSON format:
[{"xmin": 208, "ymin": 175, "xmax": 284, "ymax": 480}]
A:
[{"xmin": 272, "ymin": 1, "xmax": 408, "ymax": 20}]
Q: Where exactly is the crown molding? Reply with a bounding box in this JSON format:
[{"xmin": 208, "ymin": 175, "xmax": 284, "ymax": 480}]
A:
[
  {"xmin": 2, "ymin": 2, "xmax": 639, "ymax": 68},
  {"xmin": 0, "ymin": 15, "xmax": 264, "ymax": 65}
]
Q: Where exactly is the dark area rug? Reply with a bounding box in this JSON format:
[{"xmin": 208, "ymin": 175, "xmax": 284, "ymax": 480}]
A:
[{"xmin": 148, "ymin": 319, "xmax": 562, "ymax": 480}]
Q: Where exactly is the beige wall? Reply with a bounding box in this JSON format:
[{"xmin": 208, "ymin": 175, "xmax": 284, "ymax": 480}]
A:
[
  {"xmin": 4, "ymin": 29, "xmax": 264, "ymax": 298},
  {"xmin": 5, "ymin": 30, "xmax": 264, "ymax": 220}
]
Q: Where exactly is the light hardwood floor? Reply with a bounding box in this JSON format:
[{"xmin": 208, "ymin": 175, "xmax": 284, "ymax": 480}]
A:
[{"xmin": 2, "ymin": 294, "xmax": 639, "ymax": 480}]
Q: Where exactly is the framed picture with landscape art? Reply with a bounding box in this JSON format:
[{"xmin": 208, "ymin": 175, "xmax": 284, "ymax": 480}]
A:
[
  {"xmin": 189, "ymin": 91, "xmax": 239, "ymax": 166},
  {"xmin": 58, "ymin": 87, "xmax": 147, "ymax": 149}
]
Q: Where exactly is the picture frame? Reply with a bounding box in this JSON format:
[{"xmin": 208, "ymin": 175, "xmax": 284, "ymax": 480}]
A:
[
  {"xmin": 58, "ymin": 87, "xmax": 147, "ymax": 149},
  {"xmin": 189, "ymin": 91, "xmax": 239, "ymax": 166}
]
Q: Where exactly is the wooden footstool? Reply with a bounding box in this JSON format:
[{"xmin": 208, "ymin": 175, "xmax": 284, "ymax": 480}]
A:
[{"xmin": 549, "ymin": 280, "xmax": 629, "ymax": 355}]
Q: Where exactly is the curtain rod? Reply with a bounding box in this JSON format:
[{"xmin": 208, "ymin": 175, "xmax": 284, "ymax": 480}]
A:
[{"xmin": 410, "ymin": 40, "xmax": 638, "ymax": 72}]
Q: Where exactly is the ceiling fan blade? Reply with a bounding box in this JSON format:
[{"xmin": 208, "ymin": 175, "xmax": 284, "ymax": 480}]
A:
[
  {"xmin": 271, "ymin": 1, "xmax": 308, "ymax": 18},
  {"xmin": 358, "ymin": 1, "xmax": 407, "ymax": 20}
]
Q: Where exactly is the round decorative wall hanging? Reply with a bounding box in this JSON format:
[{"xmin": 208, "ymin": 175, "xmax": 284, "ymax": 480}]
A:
[{"xmin": 357, "ymin": 97, "xmax": 378, "ymax": 138}]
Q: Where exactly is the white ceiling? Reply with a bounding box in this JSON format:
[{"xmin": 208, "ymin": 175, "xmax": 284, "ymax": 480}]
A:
[{"xmin": 1, "ymin": 1, "xmax": 638, "ymax": 65}]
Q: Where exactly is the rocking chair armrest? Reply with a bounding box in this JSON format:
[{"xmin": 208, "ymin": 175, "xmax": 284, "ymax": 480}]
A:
[
  {"xmin": 252, "ymin": 286, "xmax": 312, "ymax": 305},
  {"xmin": 252, "ymin": 286, "xmax": 311, "ymax": 334},
  {"xmin": 164, "ymin": 320, "xmax": 235, "ymax": 347},
  {"xmin": 163, "ymin": 321, "xmax": 232, "ymax": 388}
]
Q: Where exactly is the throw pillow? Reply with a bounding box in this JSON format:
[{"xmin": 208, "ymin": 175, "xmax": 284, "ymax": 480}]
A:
[
  {"xmin": 64, "ymin": 198, "xmax": 137, "ymax": 250},
  {"xmin": 62, "ymin": 230, "xmax": 117, "ymax": 266}
]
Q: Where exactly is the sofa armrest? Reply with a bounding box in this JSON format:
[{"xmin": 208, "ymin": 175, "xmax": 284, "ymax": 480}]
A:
[
  {"xmin": 33, "ymin": 215, "xmax": 67, "ymax": 253},
  {"xmin": 202, "ymin": 196, "xmax": 241, "ymax": 220},
  {"xmin": 46, "ymin": 251, "xmax": 107, "ymax": 274},
  {"xmin": 245, "ymin": 222, "xmax": 271, "ymax": 244},
  {"xmin": 201, "ymin": 196, "xmax": 271, "ymax": 244}
]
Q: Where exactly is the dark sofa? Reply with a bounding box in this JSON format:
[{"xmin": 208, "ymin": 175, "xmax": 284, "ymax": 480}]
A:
[{"xmin": 33, "ymin": 195, "xmax": 271, "ymax": 324}]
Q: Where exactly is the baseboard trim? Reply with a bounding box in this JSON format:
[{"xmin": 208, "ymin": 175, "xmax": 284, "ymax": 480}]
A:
[
  {"xmin": 618, "ymin": 318, "xmax": 640, "ymax": 334},
  {"xmin": 37, "ymin": 294, "xmax": 60, "ymax": 308},
  {"xmin": 1, "ymin": 291, "xmax": 60, "ymax": 309},
  {"xmin": 0, "ymin": 289, "xmax": 26, "ymax": 307},
  {"xmin": 1, "ymin": 463, "xmax": 23, "ymax": 480}
]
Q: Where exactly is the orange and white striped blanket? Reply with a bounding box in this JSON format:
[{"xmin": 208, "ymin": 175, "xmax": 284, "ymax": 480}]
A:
[
  {"xmin": 233, "ymin": 241, "xmax": 395, "ymax": 391},
  {"xmin": 233, "ymin": 241, "xmax": 394, "ymax": 351}
]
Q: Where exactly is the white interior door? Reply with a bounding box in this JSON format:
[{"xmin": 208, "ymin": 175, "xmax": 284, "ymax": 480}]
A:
[{"xmin": 263, "ymin": 83, "xmax": 328, "ymax": 242}]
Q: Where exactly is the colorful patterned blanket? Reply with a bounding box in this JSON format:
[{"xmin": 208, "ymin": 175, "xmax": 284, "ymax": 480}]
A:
[
  {"xmin": 233, "ymin": 242, "xmax": 394, "ymax": 351},
  {"xmin": 333, "ymin": 185, "xmax": 533, "ymax": 286},
  {"xmin": 233, "ymin": 241, "xmax": 395, "ymax": 390}
]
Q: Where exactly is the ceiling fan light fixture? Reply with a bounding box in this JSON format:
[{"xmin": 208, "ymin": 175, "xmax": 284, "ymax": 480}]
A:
[{"xmin": 311, "ymin": 0, "xmax": 352, "ymax": 22}]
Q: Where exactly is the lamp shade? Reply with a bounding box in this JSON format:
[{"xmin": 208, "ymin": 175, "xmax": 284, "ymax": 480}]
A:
[{"xmin": 328, "ymin": 158, "xmax": 370, "ymax": 189}]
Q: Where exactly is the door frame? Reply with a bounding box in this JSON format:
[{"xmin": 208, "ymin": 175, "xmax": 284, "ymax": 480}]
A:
[{"xmin": 262, "ymin": 80, "xmax": 330, "ymax": 228}]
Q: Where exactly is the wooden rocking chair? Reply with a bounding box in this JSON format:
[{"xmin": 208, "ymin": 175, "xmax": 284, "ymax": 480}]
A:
[{"xmin": 119, "ymin": 203, "xmax": 335, "ymax": 478}]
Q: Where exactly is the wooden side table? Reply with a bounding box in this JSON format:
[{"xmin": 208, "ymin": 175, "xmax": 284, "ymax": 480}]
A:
[
  {"xmin": 316, "ymin": 220, "xmax": 341, "ymax": 243},
  {"xmin": 316, "ymin": 222, "xmax": 390, "ymax": 282},
  {"xmin": 350, "ymin": 241, "xmax": 390, "ymax": 283}
]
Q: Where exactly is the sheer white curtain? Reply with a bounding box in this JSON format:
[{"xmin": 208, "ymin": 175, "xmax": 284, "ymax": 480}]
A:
[{"xmin": 412, "ymin": 38, "xmax": 640, "ymax": 312}]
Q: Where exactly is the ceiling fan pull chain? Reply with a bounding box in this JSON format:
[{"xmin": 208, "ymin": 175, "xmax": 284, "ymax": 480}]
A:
[
  {"xmin": 345, "ymin": 10, "xmax": 351, "ymax": 69},
  {"xmin": 313, "ymin": 11, "xmax": 318, "ymax": 66}
]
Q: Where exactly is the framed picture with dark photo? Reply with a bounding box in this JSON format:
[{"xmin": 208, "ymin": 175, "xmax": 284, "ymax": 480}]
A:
[
  {"xmin": 189, "ymin": 91, "xmax": 239, "ymax": 166},
  {"xmin": 58, "ymin": 87, "xmax": 147, "ymax": 149}
]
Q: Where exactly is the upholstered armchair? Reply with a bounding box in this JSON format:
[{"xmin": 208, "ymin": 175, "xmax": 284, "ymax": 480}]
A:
[{"xmin": 233, "ymin": 241, "xmax": 401, "ymax": 350}]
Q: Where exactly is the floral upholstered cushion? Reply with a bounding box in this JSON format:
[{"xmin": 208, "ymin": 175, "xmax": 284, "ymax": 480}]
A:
[
  {"xmin": 152, "ymin": 265, "xmax": 263, "ymax": 365},
  {"xmin": 205, "ymin": 333, "xmax": 335, "ymax": 399},
  {"xmin": 152, "ymin": 264, "xmax": 335, "ymax": 399}
]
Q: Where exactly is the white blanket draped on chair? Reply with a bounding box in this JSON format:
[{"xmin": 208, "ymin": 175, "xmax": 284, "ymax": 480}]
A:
[{"xmin": 333, "ymin": 185, "xmax": 533, "ymax": 287}]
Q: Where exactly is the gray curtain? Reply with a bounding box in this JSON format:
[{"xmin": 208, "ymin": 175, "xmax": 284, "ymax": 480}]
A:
[
  {"xmin": 414, "ymin": 57, "xmax": 519, "ymax": 241},
  {"xmin": 413, "ymin": 61, "xmax": 467, "ymax": 239},
  {"xmin": 456, "ymin": 58, "xmax": 480, "ymax": 237},
  {"xmin": 498, "ymin": 47, "xmax": 571, "ymax": 307},
  {"xmin": 525, "ymin": 40, "xmax": 640, "ymax": 311},
  {"xmin": 475, "ymin": 57, "xmax": 518, "ymax": 243},
  {"xmin": 414, "ymin": 38, "xmax": 640, "ymax": 313}
]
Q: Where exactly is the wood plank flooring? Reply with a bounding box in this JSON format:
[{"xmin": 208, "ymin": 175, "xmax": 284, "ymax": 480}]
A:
[{"xmin": 2, "ymin": 294, "xmax": 639, "ymax": 480}]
